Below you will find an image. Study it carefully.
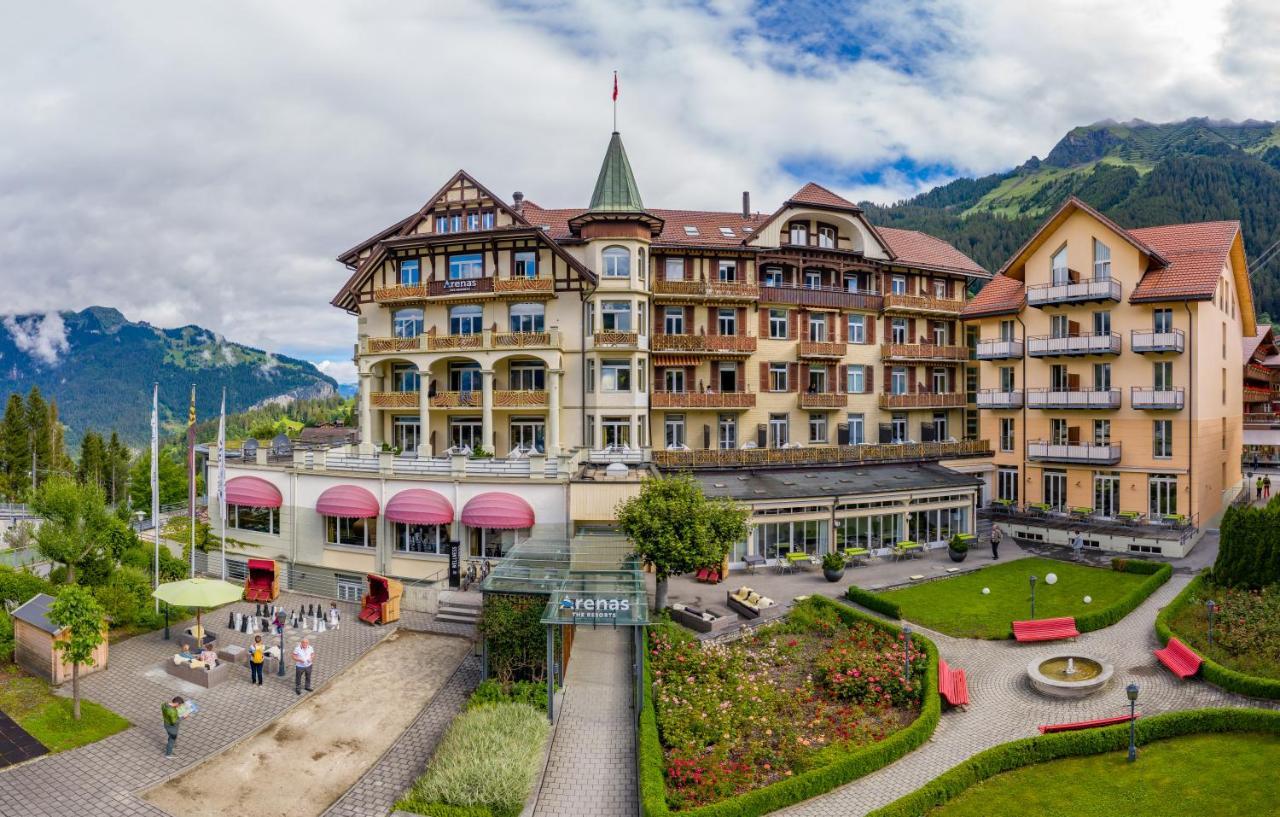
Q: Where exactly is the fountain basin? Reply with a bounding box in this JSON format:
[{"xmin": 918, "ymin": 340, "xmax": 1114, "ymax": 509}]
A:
[{"xmin": 1026, "ymin": 654, "xmax": 1114, "ymax": 698}]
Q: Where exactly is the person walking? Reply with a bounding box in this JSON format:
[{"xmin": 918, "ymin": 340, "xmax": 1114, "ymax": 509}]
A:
[
  {"xmin": 293, "ymin": 638, "xmax": 314, "ymax": 695},
  {"xmin": 1265, "ymin": 475, "xmax": 1272, "ymax": 499},
  {"xmin": 1070, "ymin": 529, "xmax": 1084, "ymax": 561},
  {"xmin": 1257, "ymin": 475, "xmax": 1264, "ymax": 500},
  {"xmin": 249, "ymin": 634, "xmax": 266, "ymax": 686},
  {"xmin": 990, "ymin": 524, "xmax": 1002, "ymax": 560},
  {"xmin": 162, "ymin": 696, "xmax": 184, "ymax": 758}
]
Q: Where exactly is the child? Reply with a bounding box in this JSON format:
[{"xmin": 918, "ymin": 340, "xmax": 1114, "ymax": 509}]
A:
[{"xmin": 327, "ymin": 602, "xmax": 341, "ymax": 631}]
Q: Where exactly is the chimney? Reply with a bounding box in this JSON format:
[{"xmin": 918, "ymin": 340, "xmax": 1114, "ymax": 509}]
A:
[
  {"xmin": 512, "ymin": 191, "xmax": 524, "ymax": 215},
  {"xmin": 742, "ymin": 191, "xmax": 750, "ymax": 219}
]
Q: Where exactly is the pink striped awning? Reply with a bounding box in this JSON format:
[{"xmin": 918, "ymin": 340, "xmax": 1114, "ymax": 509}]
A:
[
  {"xmin": 225, "ymin": 476, "xmax": 282, "ymax": 509},
  {"xmin": 316, "ymin": 485, "xmax": 379, "ymax": 518},
  {"xmin": 461, "ymin": 492, "xmax": 535, "ymax": 530},
  {"xmin": 385, "ymin": 489, "xmax": 454, "ymax": 526}
]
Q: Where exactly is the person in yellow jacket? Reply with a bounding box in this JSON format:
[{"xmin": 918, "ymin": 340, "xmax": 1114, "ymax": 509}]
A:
[{"xmin": 249, "ymin": 634, "xmax": 266, "ymax": 686}]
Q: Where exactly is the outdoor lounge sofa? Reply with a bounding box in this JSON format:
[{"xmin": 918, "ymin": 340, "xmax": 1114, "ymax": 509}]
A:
[
  {"xmin": 669, "ymin": 603, "xmax": 737, "ymax": 634},
  {"xmin": 725, "ymin": 586, "xmax": 776, "ymax": 619},
  {"xmin": 164, "ymin": 655, "xmax": 232, "ymax": 688}
]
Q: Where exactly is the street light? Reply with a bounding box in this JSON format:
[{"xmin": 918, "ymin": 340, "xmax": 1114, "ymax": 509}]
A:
[
  {"xmin": 1206, "ymin": 600, "xmax": 1217, "ymax": 648},
  {"xmin": 1126, "ymin": 683, "xmax": 1139, "ymax": 762},
  {"xmin": 902, "ymin": 625, "xmax": 913, "ymax": 681},
  {"xmin": 1029, "ymin": 574, "xmax": 1038, "ymax": 619},
  {"xmin": 276, "ymin": 610, "xmax": 287, "ymax": 677}
]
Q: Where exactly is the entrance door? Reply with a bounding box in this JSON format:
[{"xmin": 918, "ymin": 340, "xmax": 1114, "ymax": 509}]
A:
[{"xmin": 1043, "ymin": 470, "xmax": 1068, "ymax": 511}]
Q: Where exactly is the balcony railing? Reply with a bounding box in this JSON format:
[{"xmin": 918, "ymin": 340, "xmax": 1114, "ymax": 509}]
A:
[
  {"xmin": 651, "ymin": 389, "xmax": 756, "ymax": 409},
  {"xmin": 799, "ymin": 392, "xmax": 849, "ymax": 409},
  {"xmin": 882, "ymin": 292, "xmax": 965, "ymax": 315},
  {"xmin": 373, "ymin": 277, "xmax": 503, "ymax": 301},
  {"xmin": 651, "ymin": 334, "xmax": 757, "ymax": 354},
  {"xmin": 798, "ymin": 340, "xmax": 847, "ymax": 358},
  {"xmin": 362, "ymin": 329, "xmax": 561, "ymax": 355},
  {"xmin": 370, "ymin": 391, "xmax": 419, "ymax": 409},
  {"xmin": 593, "ymin": 331, "xmax": 640, "ymax": 348},
  {"xmin": 759, "ymin": 282, "xmax": 883, "ymax": 311},
  {"xmin": 651, "ymin": 438, "xmax": 992, "ymax": 469},
  {"xmin": 1026, "ymin": 276, "xmax": 1121, "ymax": 307},
  {"xmin": 1026, "ymin": 388, "xmax": 1120, "ymax": 409},
  {"xmin": 1246, "ymin": 362, "xmax": 1274, "ymax": 383},
  {"xmin": 1027, "ymin": 441, "xmax": 1123, "ymax": 465},
  {"xmin": 1130, "ymin": 387, "xmax": 1185, "ymax": 410},
  {"xmin": 1244, "ymin": 386, "xmax": 1272, "ymax": 403},
  {"xmin": 1027, "ymin": 332, "xmax": 1120, "ymax": 357},
  {"xmin": 493, "ymin": 277, "xmax": 555, "ymax": 296},
  {"xmin": 879, "ymin": 392, "xmax": 965, "ymax": 409},
  {"xmin": 494, "ymin": 389, "xmax": 548, "ymax": 407},
  {"xmin": 975, "ymin": 339, "xmax": 1024, "ymax": 360},
  {"xmin": 976, "ymin": 389, "xmax": 1023, "ymax": 409},
  {"xmin": 881, "ymin": 342, "xmax": 967, "ymax": 362},
  {"xmin": 1246, "ymin": 413, "xmax": 1280, "ymax": 426},
  {"xmin": 429, "ymin": 391, "xmax": 480, "ymax": 408},
  {"xmin": 1131, "ymin": 329, "xmax": 1185, "ymax": 354},
  {"xmin": 653, "ymin": 279, "xmax": 759, "ymax": 300}
]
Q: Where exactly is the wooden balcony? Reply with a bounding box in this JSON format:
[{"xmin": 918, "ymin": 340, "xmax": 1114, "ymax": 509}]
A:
[
  {"xmin": 373, "ymin": 277, "xmax": 497, "ymax": 302},
  {"xmin": 880, "ymin": 342, "xmax": 967, "ymax": 362},
  {"xmin": 651, "ymin": 390, "xmax": 755, "ymax": 409},
  {"xmin": 429, "ymin": 391, "xmax": 481, "ymax": 408},
  {"xmin": 799, "ymin": 392, "xmax": 849, "ymax": 409},
  {"xmin": 1246, "ymin": 362, "xmax": 1274, "ymax": 383},
  {"xmin": 651, "ymin": 438, "xmax": 992, "ymax": 469},
  {"xmin": 759, "ymin": 283, "xmax": 882, "ymax": 312},
  {"xmin": 494, "ymin": 390, "xmax": 548, "ymax": 408},
  {"xmin": 652, "ymin": 279, "xmax": 759, "ymax": 301},
  {"xmin": 882, "ymin": 292, "xmax": 965, "ymax": 315},
  {"xmin": 493, "ymin": 277, "xmax": 555, "ymax": 297},
  {"xmin": 651, "ymin": 334, "xmax": 757, "ymax": 354},
  {"xmin": 363, "ymin": 336, "xmax": 425, "ymax": 354},
  {"xmin": 878, "ymin": 392, "xmax": 965, "ymax": 409},
  {"xmin": 370, "ymin": 391, "xmax": 419, "ymax": 409},
  {"xmin": 797, "ymin": 340, "xmax": 847, "ymax": 359},
  {"xmin": 592, "ymin": 331, "xmax": 639, "ymax": 348},
  {"xmin": 1244, "ymin": 385, "xmax": 1272, "ymax": 403}
]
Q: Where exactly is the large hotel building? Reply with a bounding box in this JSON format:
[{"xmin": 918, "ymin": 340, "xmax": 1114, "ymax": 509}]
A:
[{"xmin": 210, "ymin": 135, "xmax": 1249, "ymax": 596}]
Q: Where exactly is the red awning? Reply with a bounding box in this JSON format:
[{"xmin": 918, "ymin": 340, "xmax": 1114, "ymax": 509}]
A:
[
  {"xmin": 461, "ymin": 492, "xmax": 535, "ymax": 530},
  {"xmin": 385, "ymin": 489, "xmax": 454, "ymax": 526},
  {"xmin": 225, "ymin": 476, "xmax": 282, "ymax": 509},
  {"xmin": 316, "ymin": 485, "xmax": 380, "ymax": 518}
]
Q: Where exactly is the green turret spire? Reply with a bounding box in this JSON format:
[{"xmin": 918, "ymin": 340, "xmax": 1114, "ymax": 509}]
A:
[{"xmin": 588, "ymin": 131, "xmax": 645, "ymax": 212}]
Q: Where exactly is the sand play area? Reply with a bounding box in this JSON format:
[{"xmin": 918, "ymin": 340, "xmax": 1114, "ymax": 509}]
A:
[{"xmin": 143, "ymin": 630, "xmax": 470, "ymax": 817}]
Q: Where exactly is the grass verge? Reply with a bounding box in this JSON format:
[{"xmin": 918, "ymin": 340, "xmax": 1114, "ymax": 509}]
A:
[{"xmin": 0, "ymin": 663, "xmax": 130, "ymax": 753}]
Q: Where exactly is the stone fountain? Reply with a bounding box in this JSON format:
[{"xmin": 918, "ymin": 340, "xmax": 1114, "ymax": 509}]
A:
[{"xmin": 1026, "ymin": 654, "xmax": 1114, "ymax": 698}]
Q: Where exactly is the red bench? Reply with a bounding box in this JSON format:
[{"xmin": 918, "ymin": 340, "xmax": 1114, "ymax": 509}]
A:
[
  {"xmin": 938, "ymin": 659, "xmax": 970, "ymax": 709},
  {"xmin": 1154, "ymin": 637, "xmax": 1202, "ymax": 678},
  {"xmin": 1039, "ymin": 713, "xmax": 1139, "ymax": 734},
  {"xmin": 695, "ymin": 568, "xmax": 721, "ymax": 584},
  {"xmin": 1012, "ymin": 617, "xmax": 1080, "ymax": 642}
]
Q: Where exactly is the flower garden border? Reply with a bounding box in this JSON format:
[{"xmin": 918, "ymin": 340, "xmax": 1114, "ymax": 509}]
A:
[{"xmin": 639, "ymin": 595, "xmax": 940, "ymax": 817}]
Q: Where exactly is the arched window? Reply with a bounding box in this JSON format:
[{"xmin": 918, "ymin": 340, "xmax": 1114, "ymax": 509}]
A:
[
  {"xmin": 602, "ymin": 246, "xmax": 631, "ymax": 278},
  {"xmin": 788, "ymin": 222, "xmax": 809, "ymax": 246},
  {"xmin": 509, "ymin": 302, "xmax": 545, "ymax": 333},
  {"xmin": 392, "ymin": 308, "xmax": 423, "ymax": 338}
]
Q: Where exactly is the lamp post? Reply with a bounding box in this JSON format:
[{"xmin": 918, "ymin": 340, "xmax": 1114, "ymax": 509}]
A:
[
  {"xmin": 1126, "ymin": 683, "xmax": 1139, "ymax": 762},
  {"xmin": 276, "ymin": 612, "xmax": 287, "ymax": 677},
  {"xmin": 1029, "ymin": 574, "xmax": 1038, "ymax": 619},
  {"xmin": 902, "ymin": 625, "xmax": 912, "ymax": 682},
  {"xmin": 1206, "ymin": 600, "xmax": 1217, "ymax": 648}
]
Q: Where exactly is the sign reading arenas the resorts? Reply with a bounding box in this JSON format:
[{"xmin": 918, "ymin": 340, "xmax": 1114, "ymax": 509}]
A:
[{"xmin": 558, "ymin": 596, "xmax": 631, "ymax": 621}]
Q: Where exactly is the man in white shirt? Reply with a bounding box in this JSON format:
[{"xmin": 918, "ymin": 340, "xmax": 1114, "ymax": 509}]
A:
[{"xmin": 293, "ymin": 638, "xmax": 314, "ymax": 695}]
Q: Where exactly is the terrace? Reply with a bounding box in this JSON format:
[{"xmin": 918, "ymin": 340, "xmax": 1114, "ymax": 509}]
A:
[
  {"xmin": 1026, "ymin": 332, "xmax": 1120, "ymax": 357},
  {"xmin": 1026, "ymin": 275, "xmax": 1121, "ymax": 307},
  {"xmin": 1026, "ymin": 440, "xmax": 1122, "ymax": 465},
  {"xmin": 975, "ymin": 339, "xmax": 1023, "ymax": 360}
]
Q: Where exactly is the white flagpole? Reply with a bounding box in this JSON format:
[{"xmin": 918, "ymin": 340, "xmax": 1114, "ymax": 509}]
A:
[
  {"xmin": 218, "ymin": 388, "xmax": 227, "ymax": 581},
  {"xmin": 151, "ymin": 383, "xmax": 160, "ymax": 613}
]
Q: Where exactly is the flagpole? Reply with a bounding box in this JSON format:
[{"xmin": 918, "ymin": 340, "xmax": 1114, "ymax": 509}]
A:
[
  {"xmin": 188, "ymin": 384, "xmax": 196, "ymax": 578},
  {"xmin": 152, "ymin": 383, "xmax": 160, "ymax": 613},
  {"xmin": 218, "ymin": 387, "xmax": 227, "ymax": 581},
  {"xmin": 612, "ymin": 70, "xmax": 618, "ymax": 131}
]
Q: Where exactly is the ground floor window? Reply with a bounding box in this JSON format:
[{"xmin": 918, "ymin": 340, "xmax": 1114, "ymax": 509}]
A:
[
  {"xmin": 229, "ymin": 504, "xmax": 278, "ymax": 535},
  {"xmin": 1094, "ymin": 472, "xmax": 1120, "ymax": 517},
  {"xmin": 718, "ymin": 415, "xmax": 737, "ymax": 450},
  {"xmin": 509, "ymin": 418, "xmax": 545, "ymax": 453},
  {"xmin": 908, "ymin": 506, "xmax": 967, "ymax": 544},
  {"xmin": 808, "ymin": 413, "xmax": 827, "ymax": 444},
  {"xmin": 758, "ymin": 519, "xmax": 828, "ymax": 559},
  {"xmin": 336, "ymin": 574, "xmax": 363, "ymax": 602},
  {"xmin": 326, "ymin": 516, "xmax": 374, "ymax": 548},
  {"xmin": 603, "ymin": 416, "xmax": 631, "ymax": 448},
  {"xmin": 393, "ymin": 416, "xmax": 420, "ymax": 452},
  {"xmin": 834, "ymin": 514, "xmax": 903, "ymax": 550},
  {"xmin": 393, "ymin": 522, "xmax": 446, "ymax": 555},
  {"xmin": 450, "ymin": 417, "xmax": 482, "ymax": 450},
  {"xmin": 665, "ymin": 414, "xmax": 685, "ymax": 448},
  {"xmin": 996, "ymin": 467, "xmax": 1019, "ymax": 503},
  {"xmin": 1043, "ymin": 469, "xmax": 1067, "ymax": 512},
  {"xmin": 469, "ymin": 526, "xmax": 528, "ymax": 558},
  {"xmin": 769, "ymin": 414, "xmax": 789, "ymax": 447},
  {"xmin": 1150, "ymin": 474, "xmax": 1178, "ymax": 518}
]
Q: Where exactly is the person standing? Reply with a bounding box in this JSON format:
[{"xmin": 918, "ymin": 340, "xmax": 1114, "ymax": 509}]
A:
[
  {"xmin": 249, "ymin": 634, "xmax": 265, "ymax": 686},
  {"xmin": 293, "ymin": 638, "xmax": 314, "ymax": 695},
  {"xmin": 162, "ymin": 696, "xmax": 184, "ymax": 758},
  {"xmin": 1258, "ymin": 475, "xmax": 1265, "ymax": 500},
  {"xmin": 990, "ymin": 525, "xmax": 1002, "ymax": 560},
  {"xmin": 1070, "ymin": 529, "xmax": 1084, "ymax": 561},
  {"xmin": 1266, "ymin": 475, "xmax": 1272, "ymax": 499}
]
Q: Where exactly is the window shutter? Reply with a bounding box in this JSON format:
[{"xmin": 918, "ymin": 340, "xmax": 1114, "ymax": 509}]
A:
[
  {"xmin": 909, "ymin": 318, "xmax": 918, "ymax": 343},
  {"xmin": 908, "ymin": 368, "xmax": 917, "ymax": 392},
  {"xmin": 759, "ymin": 308, "xmax": 769, "ymax": 337},
  {"xmin": 685, "ymin": 257, "xmax": 694, "ymax": 280},
  {"xmin": 707, "ymin": 307, "xmax": 717, "ymax": 335},
  {"xmin": 737, "ymin": 308, "xmax": 747, "ymax": 337},
  {"xmin": 867, "ymin": 315, "xmax": 876, "ymax": 344},
  {"xmin": 866, "ymin": 365, "xmax": 874, "ymax": 393},
  {"xmin": 759, "ymin": 362, "xmax": 769, "ymax": 392},
  {"xmin": 789, "ymin": 362, "xmax": 800, "ymax": 392},
  {"xmin": 837, "ymin": 364, "xmax": 846, "ymax": 393},
  {"xmin": 788, "ymin": 310, "xmax": 798, "ymax": 339}
]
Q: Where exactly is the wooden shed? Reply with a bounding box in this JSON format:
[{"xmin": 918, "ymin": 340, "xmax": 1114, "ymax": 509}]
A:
[{"xmin": 10, "ymin": 593, "xmax": 109, "ymax": 685}]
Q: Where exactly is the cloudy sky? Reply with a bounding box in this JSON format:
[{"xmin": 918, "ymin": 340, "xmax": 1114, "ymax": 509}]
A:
[{"xmin": 2, "ymin": 0, "xmax": 1278, "ymax": 382}]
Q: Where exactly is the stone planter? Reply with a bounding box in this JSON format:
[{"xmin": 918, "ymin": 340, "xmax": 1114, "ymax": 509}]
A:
[
  {"xmin": 948, "ymin": 547, "xmax": 968, "ymax": 563},
  {"xmin": 823, "ymin": 567, "xmax": 845, "ymax": 583}
]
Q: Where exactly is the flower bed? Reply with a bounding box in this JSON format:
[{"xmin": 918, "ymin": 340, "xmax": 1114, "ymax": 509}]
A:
[{"xmin": 643, "ymin": 596, "xmax": 937, "ymax": 815}]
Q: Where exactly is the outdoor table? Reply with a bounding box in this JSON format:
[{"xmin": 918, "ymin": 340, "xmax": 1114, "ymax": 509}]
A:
[
  {"xmin": 1071, "ymin": 506, "xmax": 1094, "ymax": 518},
  {"xmin": 743, "ymin": 554, "xmax": 766, "ymax": 574},
  {"xmin": 894, "ymin": 541, "xmax": 923, "ymax": 560},
  {"xmin": 1117, "ymin": 511, "xmax": 1142, "ymax": 525},
  {"xmin": 217, "ymin": 644, "xmax": 247, "ymax": 665},
  {"xmin": 842, "ymin": 547, "xmax": 870, "ymax": 566},
  {"xmin": 786, "ymin": 552, "xmax": 813, "ymax": 570}
]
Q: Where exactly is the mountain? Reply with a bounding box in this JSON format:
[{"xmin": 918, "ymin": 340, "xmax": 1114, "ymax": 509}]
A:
[
  {"xmin": 862, "ymin": 118, "xmax": 1280, "ymax": 316},
  {"xmin": 0, "ymin": 306, "xmax": 337, "ymax": 447}
]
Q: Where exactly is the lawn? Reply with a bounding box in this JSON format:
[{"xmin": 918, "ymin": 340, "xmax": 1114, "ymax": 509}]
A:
[
  {"xmin": 1169, "ymin": 581, "xmax": 1280, "ymax": 680},
  {"xmin": 0, "ymin": 663, "xmax": 129, "ymax": 753},
  {"xmin": 874, "ymin": 557, "xmax": 1148, "ymax": 639},
  {"xmin": 927, "ymin": 732, "xmax": 1280, "ymax": 817}
]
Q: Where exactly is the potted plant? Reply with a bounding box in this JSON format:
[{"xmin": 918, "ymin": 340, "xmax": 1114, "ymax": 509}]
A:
[
  {"xmin": 821, "ymin": 551, "xmax": 846, "ymax": 582},
  {"xmin": 947, "ymin": 533, "xmax": 969, "ymax": 563}
]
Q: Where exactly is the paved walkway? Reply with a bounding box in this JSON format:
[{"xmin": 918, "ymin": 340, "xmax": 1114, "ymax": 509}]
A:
[
  {"xmin": 532, "ymin": 627, "xmax": 637, "ymax": 817},
  {"xmin": 772, "ymin": 574, "xmax": 1280, "ymax": 817}
]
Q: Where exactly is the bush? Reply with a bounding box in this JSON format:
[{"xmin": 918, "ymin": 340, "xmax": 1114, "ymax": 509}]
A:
[
  {"xmin": 822, "ymin": 552, "xmax": 845, "ymax": 571},
  {"xmin": 845, "ymin": 584, "xmax": 902, "ymax": 619},
  {"xmin": 1213, "ymin": 503, "xmax": 1280, "ymax": 588},
  {"xmin": 1074, "ymin": 561, "xmax": 1171, "ymax": 633},
  {"xmin": 478, "ymin": 593, "xmax": 549, "ymax": 685},
  {"xmin": 867, "ymin": 707, "xmax": 1280, "ymax": 817},
  {"xmin": 467, "ymin": 679, "xmax": 549, "ymax": 712},
  {"xmin": 92, "ymin": 566, "xmax": 154, "ymax": 629},
  {"xmin": 396, "ymin": 702, "xmax": 550, "ymax": 817},
  {"xmin": 947, "ymin": 534, "xmax": 968, "ymax": 554}
]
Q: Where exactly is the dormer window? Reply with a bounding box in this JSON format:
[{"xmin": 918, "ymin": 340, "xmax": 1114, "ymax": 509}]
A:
[
  {"xmin": 399, "ymin": 259, "xmax": 420, "ymax": 286},
  {"xmin": 789, "ymin": 222, "xmax": 808, "ymax": 245},
  {"xmin": 467, "ymin": 213, "xmax": 480, "ymax": 231},
  {"xmin": 684, "ymin": 225, "xmax": 700, "ymax": 236},
  {"xmin": 817, "ymin": 225, "xmax": 836, "ymax": 249},
  {"xmin": 719, "ymin": 227, "xmax": 735, "ymax": 238}
]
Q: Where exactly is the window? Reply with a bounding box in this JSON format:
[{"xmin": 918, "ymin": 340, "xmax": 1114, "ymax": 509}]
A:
[
  {"xmin": 1050, "ymin": 418, "xmax": 1068, "ymax": 445},
  {"xmin": 931, "ymin": 368, "xmax": 949, "ymax": 393},
  {"xmin": 848, "ymin": 413, "xmax": 865, "ymax": 444},
  {"xmin": 449, "ymin": 305, "xmax": 483, "ymax": 335},
  {"xmin": 933, "ymin": 279, "xmax": 948, "ymax": 299},
  {"xmin": 434, "ymin": 215, "xmax": 450, "ymax": 234},
  {"xmin": 997, "ymin": 467, "xmax": 1019, "ymax": 503},
  {"xmin": 683, "ymin": 225, "xmax": 699, "ymax": 236},
  {"xmin": 229, "ymin": 504, "xmax": 278, "ymax": 535},
  {"xmin": 717, "ymin": 260, "xmax": 737, "ymax": 282},
  {"xmin": 804, "ymin": 270, "xmax": 822, "ymax": 290},
  {"xmin": 391, "ymin": 364, "xmax": 420, "ymax": 393},
  {"xmin": 448, "ymin": 253, "xmax": 483, "ymax": 279},
  {"xmin": 602, "ymin": 360, "xmax": 631, "ymax": 391},
  {"xmin": 808, "ymin": 313, "xmax": 827, "ymax": 341},
  {"xmin": 513, "ymin": 251, "xmax": 537, "ymax": 278},
  {"xmin": 717, "ymin": 308, "xmax": 736, "ymax": 336},
  {"xmin": 718, "ymin": 227, "xmax": 735, "ymax": 238},
  {"xmin": 891, "ymin": 318, "xmax": 907, "ymax": 344},
  {"xmin": 1093, "ymin": 238, "xmax": 1111, "ymax": 279},
  {"xmin": 602, "ymin": 417, "xmax": 631, "ymax": 447},
  {"xmin": 1093, "ymin": 363, "xmax": 1111, "ymax": 391},
  {"xmin": 1050, "ymin": 364, "xmax": 1069, "ymax": 391},
  {"xmin": 846, "ymin": 366, "xmax": 865, "ymax": 394},
  {"xmin": 1000, "ymin": 418, "xmax": 1014, "ymax": 451},
  {"xmin": 509, "ymin": 418, "xmax": 545, "ymax": 452},
  {"xmin": 891, "ymin": 367, "xmax": 907, "ymax": 395},
  {"xmin": 393, "ymin": 522, "xmax": 444, "ymax": 555},
  {"xmin": 891, "ymin": 275, "xmax": 907, "ymax": 294},
  {"xmin": 1051, "ymin": 245, "xmax": 1069, "ymax": 284},
  {"xmin": 1093, "ymin": 311, "xmax": 1111, "ymax": 335},
  {"xmin": 602, "ymin": 246, "xmax": 630, "ymax": 278},
  {"xmin": 817, "ymin": 225, "xmax": 836, "ymax": 248},
  {"xmin": 664, "ymin": 414, "xmax": 685, "ymax": 448},
  {"xmin": 763, "ymin": 267, "xmax": 783, "ymax": 287},
  {"xmin": 932, "ymin": 322, "xmax": 948, "ymax": 345},
  {"xmin": 769, "ymin": 414, "xmax": 789, "ymax": 447},
  {"xmin": 448, "ymin": 362, "xmax": 481, "ymax": 392},
  {"xmin": 999, "ymin": 320, "xmax": 1015, "ymax": 342},
  {"xmin": 638, "ymin": 302, "xmax": 646, "ymax": 336},
  {"xmin": 999, "ymin": 366, "xmax": 1015, "ymax": 392},
  {"xmin": 759, "ymin": 519, "xmax": 828, "ymax": 560},
  {"xmin": 1153, "ymin": 419, "xmax": 1173, "ymax": 458},
  {"xmin": 847, "ymin": 314, "xmax": 866, "ymax": 343},
  {"xmin": 808, "ymin": 365, "xmax": 827, "ymax": 393},
  {"xmin": 586, "ymin": 360, "xmax": 595, "ymax": 392},
  {"xmin": 638, "ymin": 365, "xmax": 646, "ymax": 394},
  {"xmin": 809, "ymin": 413, "xmax": 827, "ymax": 443},
  {"xmin": 394, "ymin": 416, "xmax": 421, "ymax": 455},
  {"xmin": 1094, "ymin": 419, "xmax": 1110, "ymax": 445},
  {"xmin": 466, "ymin": 212, "xmax": 479, "ymax": 231},
  {"xmin": 1154, "ymin": 308, "xmax": 1173, "ymax": 333},
  {"xmin": 601, "ymin": 301, "xmax": 632, "ymax": 331},
  {"xmin": 399, "ymin": 258, "xmax": 420, "ymax": 285},
  {"xmin": 769, "ymin": 363, "xmax": 789, "ymax": 392},
  {"xmin": 717, "ymin": 415, "xmax": 737, "ymax": 449},
  {"xmin": 717, "ymin": 361, "xmax": 738, "ymax": 392},
  {"xmin": 509, "ymin": 303, "xmax": 544, "ymax": 333},
  {"xmin": 508, "ymin": 361, "xmax": 545, "ymax": 391},
  {"xmin": 1043, "ymin": 469, "xmax": 1067, "ymax": 512},
  {"xmin": 891, "ymin": 414, "xmax": 907, "ymax": 443},
  {"xmin": 1050, "ymin": 314, "xmax": 1069, "ymax": 338},
  {"xmin": 1149, "ymin": 474, "xmax": 1178, "ymax": 518},
  {"xmin": 450, "ymin": 214, "xmax": 462, "ymax": 233},
  {"xmin": 326, "ymin": 516, "xmax": 374, "ymax": 548},
  {"xmin": 392, "ymin": 308, "xmax": 423, "ymax": 339},
  {"xmin": 663, "ymin": 368, "xmax": 685, "ymax": 392},
  {"xmin": 1154, "ymin": 360, "xmax": 1172, "ymax": 390},
  {"xmin": 789, "ymin": 222, "xmax": 808, "ymax": 245},
  {"xmin": 664, "ymin": 257, "xmax": 685, "ymax": 282},
  {"xmin": 638, "ymin": 248, "xmax": 646, "ymax": 281},
  {"xmin": 663, "ymin": 307, "xmax": 685, "ymax": 335},
  {"xmin": 482, "ymin": 211, "xmax": 495, "ymax": 229},
  {"xmin": 769, "ymin": 309, "xmax": 788, "ymax": 339}
]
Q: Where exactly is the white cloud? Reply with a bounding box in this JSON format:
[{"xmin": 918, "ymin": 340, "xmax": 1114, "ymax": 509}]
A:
[
  {"xmin": 3, "ymin": 311, "xmax": 71, "ymax": 366},
  {"xmin": 315, "ymin": 359, "xmax": 357, "ymax": 384}
]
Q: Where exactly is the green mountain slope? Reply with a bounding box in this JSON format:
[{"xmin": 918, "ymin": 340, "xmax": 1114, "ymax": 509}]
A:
[{"xmin": 863, "ymin": 118, "xmax": 1280, "ymax": 315}]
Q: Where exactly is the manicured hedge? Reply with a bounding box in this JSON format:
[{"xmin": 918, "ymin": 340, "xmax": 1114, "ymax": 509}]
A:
[
  {"xmin": 1155, "ymin": 572, "xmax": 1280, "ymax": 700},
  {"xmin": 845, "ymin": 584, "xmax": 902, "ymax": 619},
  {"xmin": 868, "ymin": 707, "xmax": 1280, "ymax": 817},
  {"xmin": 640, "ymin": 595, "xmax": 939, "ymax": 817},
  {"xmin": 1074, "ymin": 560, "xmax": 1171, "ymax": 633}
]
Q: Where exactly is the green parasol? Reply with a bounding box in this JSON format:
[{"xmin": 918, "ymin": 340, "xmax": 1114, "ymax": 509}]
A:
[{"xmin": 152, "ymin": 578, "xmax": 243, "ymax": 642}]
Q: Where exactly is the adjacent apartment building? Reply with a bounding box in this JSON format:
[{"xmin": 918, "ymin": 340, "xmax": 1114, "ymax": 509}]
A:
[{"xmin": 964, "ymin": 197, "xmax": 1252, "ymax": 556}]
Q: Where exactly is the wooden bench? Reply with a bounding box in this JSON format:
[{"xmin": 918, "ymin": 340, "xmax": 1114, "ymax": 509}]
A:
[
  {"xmin": 1012, "ymin": 617, "xmax": 1080, "ymax": 642},
  {"xmin": 1154, "ymin": 636, "xmax": 1203, "ymax": 678},
  {"xmin": 1039, "ymin": 714, "xmax": 1139, "ymax": 734},
  {"xmin": 938, "ymin": 659, "xmax": 969, "ymax": 709}
]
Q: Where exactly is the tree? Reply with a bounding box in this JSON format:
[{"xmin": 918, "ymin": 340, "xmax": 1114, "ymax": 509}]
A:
[
  {"xmin": 104, "ymin": 432, "xmax": 132, "ymax": 506},
  {"xmin": 26, "ymin": 387, "xmax": 52, "ymax": 489},
  {"xmin": 47, "ymin": 585, "xmax": 105, "ymax": 720},
  {"xmin": 0, "ymin": 392, "xmax": 31, "ymax": 499},
  {"xmin": 31, "ymin": 477, "xmax": 113, "ymax": 584},
  {"xmin": 128, "ymin": 447, "xmax": 187, "ymax": 512},
  {"xmin": 78, "ymin": 431, "xmax": 107, "ymax": 490},
  {"xmin": 615, "ymin": 474, "xmax": 751, "ymax": 610}
]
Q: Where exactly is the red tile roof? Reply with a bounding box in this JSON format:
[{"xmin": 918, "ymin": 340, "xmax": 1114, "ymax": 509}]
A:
[
  {"xmin": 877, "ymin": 227, "xmax": 988, "ymax": 277},
  {"xmin": 786, "ymin": 182, "xmax": 859, "ymax": 211},
  {"xmin": 1128, "ymin": 221, "xmax": 1241, "ymax": 302},
  {"xmin": 1243, "ymin": 325, "xmax": 1271, "ymax": 362},
  {"xmin": 961, "ymin": 275, "xmax": 1025, "ymax": 318}
]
